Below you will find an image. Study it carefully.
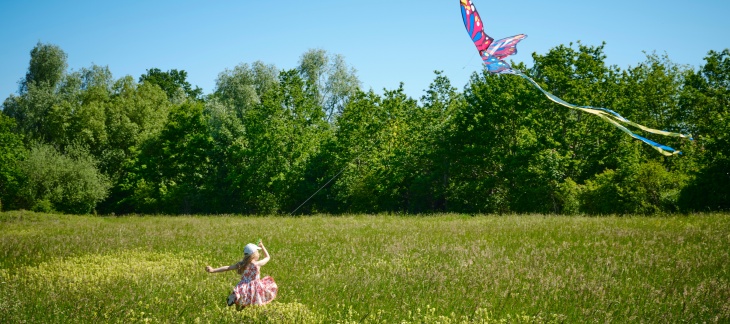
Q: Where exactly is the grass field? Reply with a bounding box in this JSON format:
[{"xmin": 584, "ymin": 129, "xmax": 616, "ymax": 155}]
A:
[{"xmin": 1, "ymin": 211, "xmax": 729, "ymax": 323}]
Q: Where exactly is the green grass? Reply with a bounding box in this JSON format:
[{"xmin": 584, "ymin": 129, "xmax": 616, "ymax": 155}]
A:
[{"xmin": 1, "ymin": 211, "xmax": 729, "ymax": 323}]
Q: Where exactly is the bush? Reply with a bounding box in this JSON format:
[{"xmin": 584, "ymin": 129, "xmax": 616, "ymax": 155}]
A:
[
  {"xmin": 17, "ymin": 143, "xmax": 111, "ymax": 214},
  {"xmin": 679, "ymin": 157, "xmax": 730, "ymax": 212},
  {"xmin": 580, "ymin": 161, "xmax": 687, "ymax": 215}
]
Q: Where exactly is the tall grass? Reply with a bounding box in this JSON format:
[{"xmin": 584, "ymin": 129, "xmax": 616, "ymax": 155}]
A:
[{"xmin": 1, "ymin": 211, "xmax": 729, "ymax": 322}]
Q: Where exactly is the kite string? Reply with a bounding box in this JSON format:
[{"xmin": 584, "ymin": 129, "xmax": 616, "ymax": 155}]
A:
[
  {"xmin": 462, "ymin": 50, "xmax": 479, "ymax": 70},
  {"xmin": 289, "ymin": 161, "xmax": 349, "ymax": 216},
  {"xmin": 289, "ymin": 141, "xmax": 373, "ymax": 215}
]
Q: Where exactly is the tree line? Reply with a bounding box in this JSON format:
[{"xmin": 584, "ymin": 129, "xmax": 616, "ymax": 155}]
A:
[{"xmin": 1, "ymin": 42, "xmax": 728, "ymax": 215}]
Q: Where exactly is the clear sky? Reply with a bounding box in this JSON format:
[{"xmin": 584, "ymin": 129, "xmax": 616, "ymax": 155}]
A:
[{"xmin": 1, "ymin": 0, "xmax": 729, "ymax": 102}]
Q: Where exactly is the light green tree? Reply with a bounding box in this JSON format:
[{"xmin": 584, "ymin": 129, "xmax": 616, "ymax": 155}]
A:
[
  {"xmin": 4, "ymin": 42, "xmax": 68, "ymax": 143},
  {"xmin": 297, "ymin": 49, "xmax": 360, "ymax": 122}
]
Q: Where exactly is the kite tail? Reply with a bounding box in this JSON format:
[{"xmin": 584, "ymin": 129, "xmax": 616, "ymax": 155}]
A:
[{"xmin": 513, "ymin": 71, "xmax": 692, "ymax": 156}]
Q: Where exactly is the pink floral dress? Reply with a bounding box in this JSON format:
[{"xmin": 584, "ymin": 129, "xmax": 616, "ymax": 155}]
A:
[{"xmin": 233, "ymin": 263, "xmax": 278, "ymax": 307}]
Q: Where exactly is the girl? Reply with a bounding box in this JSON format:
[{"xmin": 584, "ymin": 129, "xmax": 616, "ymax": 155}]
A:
[{"xmin": 205, "ymin": 240, "xmax": 278, "ymax": 307}]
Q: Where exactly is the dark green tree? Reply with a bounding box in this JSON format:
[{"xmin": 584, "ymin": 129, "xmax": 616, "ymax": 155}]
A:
[
  {"xmin": 102, "ymin": 76, "xmax": 171, "ymax": 178},
  {"xmin": 139, "ymin": 68, "xmax": 203, "ymax": 102},
  {"xmin": 0, "ymin": 113, "xmax": 26, "ymax": 210},
  {"xmin": 201, "ymin": 97, "xmax": 247, "ymax": 213},
  {"xmin": 211, "ymin": 61, "xmax": 282, "ymax": 213},
  {"xmin": 95, "ymin": 76, "xmax": 172, "ymax": 214},
  {"xmin": 678, "ymin": 49, "xmax": 730, "ymax": 211},
  {"xmin": 45, "ymin": 65, "xmax": 113, "ymax": 153},
  {"xmin": 446, "ymin": 66, "xmax": 537, "ymax": 213},
  {"xmin": 528, "ymin": 42, "xmax": 628, "ymax": 182},
  {"xmin": 363, "ymin": 85, "xmax": 419, "ymax": 212},
  {"xmin": 321, "ymin": 84, "xmax": 420, "ymax": 213},
  {"xmin": 409, "ymin": 71, "xmax": 462, "ymax": 212},
  {"xmin": 581, "ymin": 146, "xmax": 686, "ymax": 214},
  {"xmin": 274, "ymin": 69, "xmax": 332, "ymax": 212},
  {"xmin": 223, "ymin": 69, "xmax": 330, "ymax": 214},
  {"xmin": 325, "ymin": 89, "xmax": 385, "ymax": 213},
  {"xmin": 121, "ymin": 101, "xmax": 214, "ymax": 214}
]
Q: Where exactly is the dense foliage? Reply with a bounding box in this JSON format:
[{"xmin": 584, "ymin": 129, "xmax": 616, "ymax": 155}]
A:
[{"xmin": 2, "ymin": 42, "xmax": 728, "ymax": 214}]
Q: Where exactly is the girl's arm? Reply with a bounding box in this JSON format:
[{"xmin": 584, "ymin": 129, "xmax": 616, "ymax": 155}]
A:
[
  {"xmin": 254, "ymin": 241, "xmax": 271, "ymax": 267},
  {"xmin": 205, "ymin": 264, "xmax": 237, "ymax": 273}
]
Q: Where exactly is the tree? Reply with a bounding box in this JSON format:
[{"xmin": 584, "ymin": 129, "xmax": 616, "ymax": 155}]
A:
[
  {"xmin": 211, "ymin": 61, "xmax": 281, "ymax": 213},
  {"xmin": 3, "ymin": 43, "xmax": 68, "ymax": 143},
  {"xmin": 409, "ymin": 71, "xmax": 462, "ymax": 212},
  {"xmin": 325, "ymin": 89, "xmax": 387, "ymax": 213},
  {"xmin": 362, "ymin": 85, "xmax": 419, "ymax": 212},
  {"xmin": 22, "ymin": 42, "xmax": 68, "ymax": 92},
  {"xmin": 3, "ymin": 83, "xmax": 59, "ymax": 144},
  {"xmin": 139, "ymin": 68, "xmax": 203, "ymax": 102},
  {"xmin": 121, "ymin": 101, "xmax": 214, "ymax": 214},
  {"xmin": 46, "ymin": 65, "xmax": 113, "ymax": 153},
  {"xmin": 222, "ymin": 68, "xmax": 331, "ymax": 214},
  {"xmin": 202, "ymin": 97, "xmax": 247, "ymax": 212},
  {"xmin": 214, "ymin": 61, "xmax": 279, "ymax": 118},
  {"xmin": 2, "ymin": 45, "xmax": 114, "ymax": 152},
  {"xmin": 297, "ymin": 49, "xmax": 360, "ymax": 122},
  {"xmin": 528, "ymin": 42, "xmax": 629, "ymax": 182},
  {"xmin": 678, "ymin": 49, "xmax": 730, "ymax": 211},
  {"xmin": 0, "ymin": 113, "xmax": 26, "ymax": 210},
  {"xmin": 617, "ymin": 53, "xmax": 692, "ymax": 156},
  {"xmin": 320, "ymin": 84, "xmax": 419, "ymax": 213},
  {"xmin": 579, "ymin": 142, "xmax": 687, "ymax": 215},
  {"xmin": 103, "ymin": 76, "xmax": 171, "ymax": 176},
  {"xmin": 446, "ymin": 67, "xmax": 537, "ymax": 213},
  {"xmin": 97, "ymin": 76, "xmax": 172, "ymax": 213},
  {"xmin": 273, "ymin": 69, "xmax": 331, "ymax": 212}
]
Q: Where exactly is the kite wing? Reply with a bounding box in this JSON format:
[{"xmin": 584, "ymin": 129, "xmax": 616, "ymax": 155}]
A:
[
  {"xmin": 481, "ymin": 54, "xmax": 516, "ymax": 74},
  {"xmin": 460, "ymin": 0, "xmax": 493, "ymax": 53},
  {"xmin": 487, "ymin": 34, "xmax": 527, "ymax": 59},
  {"xmin": 460, "ymin": 0, "xmax": 525, "ymax": 74}
]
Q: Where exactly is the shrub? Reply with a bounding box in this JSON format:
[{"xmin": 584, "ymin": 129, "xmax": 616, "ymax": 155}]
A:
[
  {"xmin": 556, "ymin": 177, "xmax": 581, "ymax": 215},
  {"xmin": 17, "ymin": 143, "xmax": 110, "ymax": 214},
  {"xmin": 679, "ymin": 157, "xmax": 730, "ymax": 212},
  {"xmin": 580, "ymin": 161, "xmax": 687, "ymax": 215}
]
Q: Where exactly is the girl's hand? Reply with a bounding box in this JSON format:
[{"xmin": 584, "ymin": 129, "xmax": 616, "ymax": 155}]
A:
[{"xmin": 205, "ymin": 266, "xmax": 213, "ymax": 273}]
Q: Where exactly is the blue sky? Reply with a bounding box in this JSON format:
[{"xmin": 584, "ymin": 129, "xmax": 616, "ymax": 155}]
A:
[{"xmin": 1, "ymin": 0, "xmax": 729, "ymax": 102}]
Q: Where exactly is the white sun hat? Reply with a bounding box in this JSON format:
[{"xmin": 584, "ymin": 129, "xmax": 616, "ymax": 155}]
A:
[{"xmin": 244, "ymin": 243, "xmax": 261, "ymax": 256}]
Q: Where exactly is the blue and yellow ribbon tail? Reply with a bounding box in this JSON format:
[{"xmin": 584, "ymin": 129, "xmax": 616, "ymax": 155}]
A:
[{"xmin": 514, "ymin": 71, "xmax": 692, "ymax": 156}]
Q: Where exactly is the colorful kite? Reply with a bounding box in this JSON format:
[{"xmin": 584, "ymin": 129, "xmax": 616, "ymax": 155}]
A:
[{"xmin": 459, "ymin": 0, "xmax": 692, "ymax": 155}]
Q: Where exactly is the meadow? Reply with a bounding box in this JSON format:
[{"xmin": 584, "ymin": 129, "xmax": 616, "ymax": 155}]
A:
[{"xmin": 1, "ymin": 211, "xmax": 729, "ymax": 323}]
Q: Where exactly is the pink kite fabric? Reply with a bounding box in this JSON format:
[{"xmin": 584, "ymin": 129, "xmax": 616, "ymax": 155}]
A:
[
  {"xmin": 232, "ymin": 263, "xmax": 278, "ymax": 307},
  {"xmin": 460, "ymin": 0, "xmax": 526, "ymax": 74}
]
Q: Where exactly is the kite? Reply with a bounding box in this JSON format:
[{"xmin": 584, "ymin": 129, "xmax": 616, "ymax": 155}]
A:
[{"xmin": 459, "ymin": 0, "xmax": 692, "ymax": 156}]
